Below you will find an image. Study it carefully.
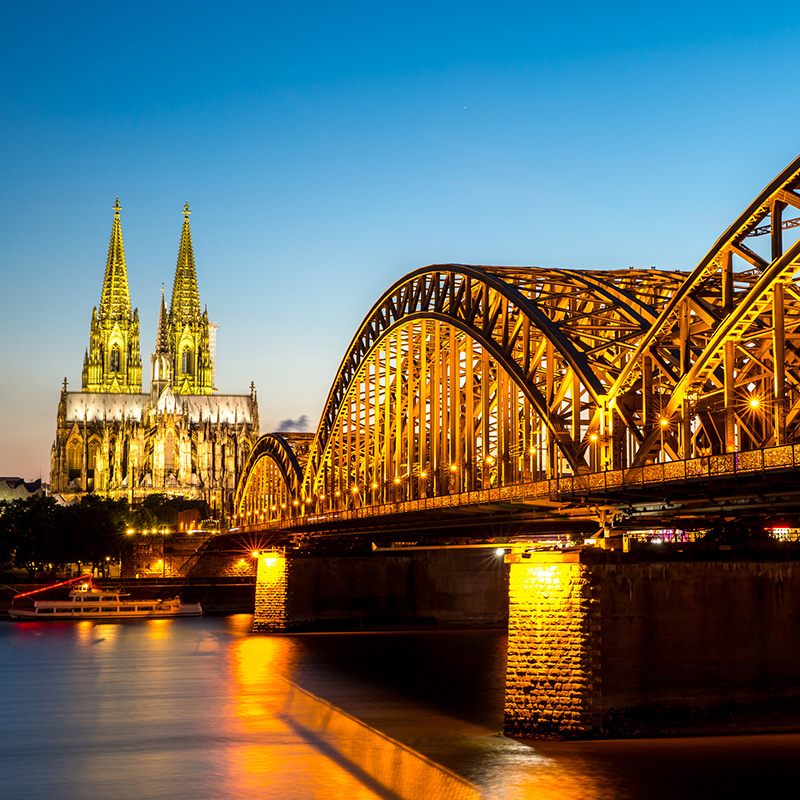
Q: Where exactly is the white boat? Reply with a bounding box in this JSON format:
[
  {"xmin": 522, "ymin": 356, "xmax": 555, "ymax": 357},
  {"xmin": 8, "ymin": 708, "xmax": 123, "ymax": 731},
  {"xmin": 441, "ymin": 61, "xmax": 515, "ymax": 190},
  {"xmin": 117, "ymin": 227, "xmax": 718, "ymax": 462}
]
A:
[{"xmin": 8, "ymin": 578, "xmax": 202, "ymax": 620}]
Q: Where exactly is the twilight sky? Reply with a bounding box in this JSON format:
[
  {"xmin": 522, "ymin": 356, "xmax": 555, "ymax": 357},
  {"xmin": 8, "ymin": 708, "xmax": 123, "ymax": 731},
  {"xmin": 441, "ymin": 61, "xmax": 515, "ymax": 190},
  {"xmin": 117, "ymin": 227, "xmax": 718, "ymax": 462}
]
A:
[{"xmin": 2, "ymin": 1, "xmax": 800, "ymax": 481}]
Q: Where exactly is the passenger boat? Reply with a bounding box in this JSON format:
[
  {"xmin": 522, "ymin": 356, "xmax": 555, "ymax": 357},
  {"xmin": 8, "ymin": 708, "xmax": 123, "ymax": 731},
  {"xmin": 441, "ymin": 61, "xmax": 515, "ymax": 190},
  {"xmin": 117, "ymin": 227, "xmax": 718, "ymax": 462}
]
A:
[{"xmin": 8, "ymin": 575, "xmax": 202, "ymax": 620}]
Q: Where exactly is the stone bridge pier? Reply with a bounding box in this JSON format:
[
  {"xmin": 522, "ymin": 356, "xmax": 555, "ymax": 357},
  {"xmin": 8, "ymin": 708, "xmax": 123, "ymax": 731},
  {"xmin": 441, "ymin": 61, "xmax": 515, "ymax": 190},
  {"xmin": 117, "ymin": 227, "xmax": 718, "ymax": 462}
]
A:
[{"xmin": 253, "ymin": 546, "xmax": 800, "ymax": 738}]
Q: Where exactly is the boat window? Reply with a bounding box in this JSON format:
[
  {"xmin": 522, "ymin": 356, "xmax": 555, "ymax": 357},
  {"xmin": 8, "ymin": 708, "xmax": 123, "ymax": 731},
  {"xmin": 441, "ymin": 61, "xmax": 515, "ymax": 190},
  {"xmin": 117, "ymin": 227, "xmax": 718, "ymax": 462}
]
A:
[
  {"xmin": 106, "ymin": 607, "xmax": 118, "ymax": 612},
  {"xmin": 82, "ymin": 607, "xmax": 100, "ymax": 613},
  {"xmin": 73, "ymin": 597, "xmax": 82, "ymax": 602},
  {"xmin": 137, "ymin": 606, "xmax": 154, "ymax": 611},
  {"xmin": 37, "ymin": 608, "xmax": 54, "ymax": 613}
]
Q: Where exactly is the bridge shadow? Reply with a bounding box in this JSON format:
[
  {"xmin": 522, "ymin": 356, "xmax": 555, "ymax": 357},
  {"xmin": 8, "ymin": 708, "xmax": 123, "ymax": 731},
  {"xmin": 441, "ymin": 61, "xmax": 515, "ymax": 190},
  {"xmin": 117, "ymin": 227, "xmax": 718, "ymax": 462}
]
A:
[{"xmin": 288, "ymin": 629, "xmax": 508, "ymax": 731}]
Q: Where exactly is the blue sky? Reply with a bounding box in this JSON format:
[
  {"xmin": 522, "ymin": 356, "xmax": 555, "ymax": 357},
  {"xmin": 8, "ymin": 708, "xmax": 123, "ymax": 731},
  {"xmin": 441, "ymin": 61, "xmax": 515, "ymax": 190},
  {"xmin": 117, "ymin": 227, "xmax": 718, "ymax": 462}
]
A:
[{"xmin": 2, "ymin": 1, "xmax": 800, "ymax": 479}]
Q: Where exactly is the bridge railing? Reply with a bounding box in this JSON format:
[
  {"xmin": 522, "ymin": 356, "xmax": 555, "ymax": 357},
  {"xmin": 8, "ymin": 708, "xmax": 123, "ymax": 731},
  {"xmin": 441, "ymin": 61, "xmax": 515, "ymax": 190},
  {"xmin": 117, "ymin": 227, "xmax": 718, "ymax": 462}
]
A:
[{"xmin": 239, "ymin": 443, "xmax": 800, "ymax": 532}]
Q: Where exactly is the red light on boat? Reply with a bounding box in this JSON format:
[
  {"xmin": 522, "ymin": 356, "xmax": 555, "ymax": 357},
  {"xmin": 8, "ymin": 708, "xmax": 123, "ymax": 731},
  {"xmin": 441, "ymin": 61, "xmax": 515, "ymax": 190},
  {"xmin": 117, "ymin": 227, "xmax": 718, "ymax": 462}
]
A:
[{"xmin": 13, "ymin": 574, "xmax": 93, "ymax": 599}]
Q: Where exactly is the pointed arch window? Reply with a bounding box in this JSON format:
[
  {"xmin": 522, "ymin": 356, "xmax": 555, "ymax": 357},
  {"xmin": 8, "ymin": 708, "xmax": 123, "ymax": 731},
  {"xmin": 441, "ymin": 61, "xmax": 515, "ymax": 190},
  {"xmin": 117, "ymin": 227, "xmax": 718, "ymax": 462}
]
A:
[
  {"xmin": 110, "ymin": 344, "xmax": 121, "ymax": 372},
  {"xmin": 67, "ymin": 440, "xmax": 82, "ymax": 480},
  {"xmin": 165, "ymin": 431, "xmax": 175, "ymax": 472},
  {"xmin": 182, "ymin": 347, "xmax": 192, "ymax": 375}
]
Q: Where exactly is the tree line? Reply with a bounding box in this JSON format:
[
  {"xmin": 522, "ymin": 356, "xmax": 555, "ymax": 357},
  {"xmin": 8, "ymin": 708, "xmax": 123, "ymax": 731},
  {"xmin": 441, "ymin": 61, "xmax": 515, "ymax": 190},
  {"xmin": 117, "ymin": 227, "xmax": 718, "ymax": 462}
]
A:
[{"xmin": 0, "ymin": 494, "xmax": 209, "ymax": 579}]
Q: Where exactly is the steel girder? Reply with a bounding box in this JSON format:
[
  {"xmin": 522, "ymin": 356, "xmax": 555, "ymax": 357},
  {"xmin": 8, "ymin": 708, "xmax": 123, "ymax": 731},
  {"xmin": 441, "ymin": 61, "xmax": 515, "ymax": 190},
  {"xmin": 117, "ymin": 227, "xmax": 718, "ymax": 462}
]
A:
[
  {"xmin": 234, "ymin": 155, "xmax": 800, "ymax": 522},
  {"xmin": 298, "ymin": 264, "xmax": 685, "ymax": 511}
]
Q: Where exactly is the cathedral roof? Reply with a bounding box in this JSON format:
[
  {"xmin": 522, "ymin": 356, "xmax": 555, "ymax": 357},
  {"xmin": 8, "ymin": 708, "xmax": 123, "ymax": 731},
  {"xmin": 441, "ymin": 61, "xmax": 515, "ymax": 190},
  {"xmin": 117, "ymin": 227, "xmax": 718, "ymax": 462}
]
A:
[
  {"xmin": 169, "ymin": 203, "xmax": 201, "ymax": 324},
  {"xmin": 99, "ymin": 199, "xmax": 132, "ymax": 320},
  {"xmin": 64, "ymin": 392, "xmax": 255, "ymax": 425}
]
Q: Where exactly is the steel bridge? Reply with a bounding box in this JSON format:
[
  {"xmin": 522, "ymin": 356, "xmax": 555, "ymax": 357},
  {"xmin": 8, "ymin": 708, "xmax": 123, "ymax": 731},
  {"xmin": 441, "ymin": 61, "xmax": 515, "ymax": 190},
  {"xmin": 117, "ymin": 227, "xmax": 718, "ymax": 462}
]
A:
[{"xmin": 234, "ymin": 155, "xmax": 800, "ymax": 543}]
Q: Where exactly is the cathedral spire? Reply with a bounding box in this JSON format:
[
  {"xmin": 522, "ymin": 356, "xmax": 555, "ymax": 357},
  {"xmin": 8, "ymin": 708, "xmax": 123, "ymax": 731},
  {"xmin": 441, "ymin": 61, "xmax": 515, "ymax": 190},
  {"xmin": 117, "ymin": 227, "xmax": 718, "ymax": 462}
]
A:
[
  {"xmin": 155, "ymin": 284, "xmax": 170, "ymax": 355},
  {"xmin": 99, "ymin": 198, "xmax": 131, "ymax": 319},
  {"xmin": 169, "ymin": 202, "xmax": 201, "ymax": 323},
  {"xmin": 166, "ymin": 203, "xmax": 212, "ymax": 395},
  {"xmin": 151, "ymin": 286, "xmax": 174, "ymax": 401},
  {"xmin": 82, "ymin": 199, "xmax": 142, "ymax": 393}
]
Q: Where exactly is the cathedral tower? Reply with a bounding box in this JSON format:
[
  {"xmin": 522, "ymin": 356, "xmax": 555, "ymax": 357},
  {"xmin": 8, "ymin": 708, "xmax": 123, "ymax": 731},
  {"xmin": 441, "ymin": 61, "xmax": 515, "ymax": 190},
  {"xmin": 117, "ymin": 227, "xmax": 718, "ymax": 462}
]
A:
[
  {"xmin": 168, "ymin": 203, "xmax": 214, "ymax": 395},
  {"xmin": 82, "ymin": 199, "xmax": 142, "ymax": 393}
]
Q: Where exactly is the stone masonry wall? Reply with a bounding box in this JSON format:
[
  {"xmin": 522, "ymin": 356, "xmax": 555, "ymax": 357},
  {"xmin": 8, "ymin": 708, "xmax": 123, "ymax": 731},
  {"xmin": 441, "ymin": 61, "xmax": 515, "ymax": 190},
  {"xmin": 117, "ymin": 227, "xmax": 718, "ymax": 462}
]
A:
[
  {"xmin": 505, "ymin": 551, "xmax": 800, "ymax": 738},
  {"xmin": 253, "ymin": 552, "xmax": 288, "ymax": 632},
  {"xmin": 504, "ymin": 552, "xmax": 601, "ymax": 738}
]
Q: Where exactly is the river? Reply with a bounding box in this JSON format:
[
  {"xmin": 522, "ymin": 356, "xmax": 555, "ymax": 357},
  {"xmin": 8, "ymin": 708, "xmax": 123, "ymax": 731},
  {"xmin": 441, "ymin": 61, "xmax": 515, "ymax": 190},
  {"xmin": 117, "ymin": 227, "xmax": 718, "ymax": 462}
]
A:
[{"xmin": 1, "ymin": 616, "xmax": 798, "ymax": 799}]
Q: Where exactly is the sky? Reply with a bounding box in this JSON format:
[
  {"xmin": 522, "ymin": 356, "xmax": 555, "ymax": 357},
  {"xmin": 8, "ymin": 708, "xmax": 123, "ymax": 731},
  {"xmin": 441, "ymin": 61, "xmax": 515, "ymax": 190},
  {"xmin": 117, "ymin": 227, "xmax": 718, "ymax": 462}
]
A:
[{"xmin": 2, "ymin": 1, "xmax": 800, "ymax": 481}]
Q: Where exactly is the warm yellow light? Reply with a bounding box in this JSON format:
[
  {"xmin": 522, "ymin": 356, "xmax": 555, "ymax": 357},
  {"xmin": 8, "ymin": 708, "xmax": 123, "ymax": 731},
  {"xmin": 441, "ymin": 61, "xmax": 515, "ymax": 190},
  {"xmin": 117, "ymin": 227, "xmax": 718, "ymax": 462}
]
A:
[
  {"xmin": 280, "ymin": 503, "xmax": 286, "ymax": 509},
  {"xmin": 590, "ymin": 433, "xmax": 598, "ymax": 441},
  {"xmin": 450, "ymin": 464, "xmax": 457, "ymax": 471},
  {"xmin": 372, "ymin": 482, "xmax": 378, "ymax": 489},
  {"xmin": 750, "ymin": 397, "xmax": 760, "ymax": 408},
  {"xmin": 251, "ymin": 550, "xmax": 259, "ymax": 558},
  {"xmin": 394, "ymin": 477, "xmax": 401, "ymax": 484},
  {"xmin": 319, "ymin": 494, "xmax": 325, "ymax": 500},
  {"xmin": 293, "ymin": 500, "xmax": 299, "ymax": 506},
  {"xmin": 660, "ymin": 418, "xmax": 669, "ymax": 427},
  {"xmin": 126, "ymin": 529, "xmax": 134, "ymax": 535},
  {"xmin": 351, "ymin": 486, "xmax": 359, "ymax": 493},
  {"xmin": 486, "ymin": 456, "xmax": 495, "ymax": 464},
  {"xmin": 335, "ymin": 490, "xmax": 341, "ymax": 496},
  {"xmin": 420, "ymin": 471, "xmax": 427, "ymax": 478}
]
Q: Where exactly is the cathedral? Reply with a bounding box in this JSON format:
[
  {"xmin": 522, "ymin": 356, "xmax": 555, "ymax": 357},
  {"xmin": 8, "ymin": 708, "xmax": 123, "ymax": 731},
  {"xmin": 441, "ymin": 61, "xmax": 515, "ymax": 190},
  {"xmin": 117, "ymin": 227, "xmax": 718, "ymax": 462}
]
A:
[{"xmin": 50, "ymin": 200, "xmax": 260, "ymax": 516}]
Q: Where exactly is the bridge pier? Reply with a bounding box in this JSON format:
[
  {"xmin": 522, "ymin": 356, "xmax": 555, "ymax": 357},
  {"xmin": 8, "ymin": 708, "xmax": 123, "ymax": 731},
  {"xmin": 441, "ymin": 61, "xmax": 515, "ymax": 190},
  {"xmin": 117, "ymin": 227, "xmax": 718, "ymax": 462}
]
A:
[
  {"xmin": 504, "ymin": 549, "xmax": 800, "ymax": 739},
  {"xmin": 503, "ymin": 551, "xmax": 601, "ymax": 737},
  {"xmin": 253, "ymin": 550, "xmax": 289, "ymax": 632}
]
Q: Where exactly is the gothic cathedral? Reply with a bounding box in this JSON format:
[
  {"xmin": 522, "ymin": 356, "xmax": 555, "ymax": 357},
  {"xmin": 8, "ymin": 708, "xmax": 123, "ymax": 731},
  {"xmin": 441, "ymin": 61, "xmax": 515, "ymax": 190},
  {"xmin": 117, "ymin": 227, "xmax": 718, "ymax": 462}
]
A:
[{"xmin": 51, "ymin": 201, "xmax": 260, "ymax": 516}]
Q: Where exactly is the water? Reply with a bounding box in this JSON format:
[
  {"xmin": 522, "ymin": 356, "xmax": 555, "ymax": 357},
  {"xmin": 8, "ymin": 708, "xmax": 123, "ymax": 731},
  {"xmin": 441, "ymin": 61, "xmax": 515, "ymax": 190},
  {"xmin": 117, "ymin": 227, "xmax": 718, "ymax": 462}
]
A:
[{"xmin": 1, "ymin": 617, "xmax": 798, "ymax": 799}]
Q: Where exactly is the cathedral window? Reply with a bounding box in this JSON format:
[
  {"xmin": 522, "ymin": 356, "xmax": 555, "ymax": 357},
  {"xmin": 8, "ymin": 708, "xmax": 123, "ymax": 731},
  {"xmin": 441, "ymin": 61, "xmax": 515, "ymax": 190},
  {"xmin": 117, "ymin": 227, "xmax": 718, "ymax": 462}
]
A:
[
  {"xmin": 87, "ymin": 442, "xmax": 99, "ymax": 470},
  {"xmin": 67, "ymin": 441, "xmax": 82, "ymax": 480},
  {"xmin": 165, "ymin": 431, "xmax": 175, "ymax": 472},
  {"xmin": 110, "ymin": 344, "xmax": 121, "ymax": 372},
  {"xmin": 182, "ymin": 348, "xmax": 192, "ymax": 375}
]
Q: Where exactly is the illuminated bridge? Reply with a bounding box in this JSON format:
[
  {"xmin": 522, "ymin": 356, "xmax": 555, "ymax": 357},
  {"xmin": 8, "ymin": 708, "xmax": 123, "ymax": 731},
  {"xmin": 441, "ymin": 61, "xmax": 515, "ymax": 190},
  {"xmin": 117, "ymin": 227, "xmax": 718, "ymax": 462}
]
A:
[
  {"xmin": 235, "ymin": 154, "xmax": 800, "ymax": 544},
  {"xmin": 229, "ymin": 155, "xmax": 800, "ymax": 741}
]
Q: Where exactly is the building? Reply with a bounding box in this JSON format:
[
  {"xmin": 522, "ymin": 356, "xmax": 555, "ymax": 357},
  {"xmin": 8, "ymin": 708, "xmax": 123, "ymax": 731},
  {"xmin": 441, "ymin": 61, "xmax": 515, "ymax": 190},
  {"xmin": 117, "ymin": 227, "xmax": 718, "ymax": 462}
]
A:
[
  {"xmin": 50, "ymin": 200, "xmax": 260, "ymax": 517},
  {"xmin": 0, "ymin": 478, "xmax": 46, "ymax": 503}
]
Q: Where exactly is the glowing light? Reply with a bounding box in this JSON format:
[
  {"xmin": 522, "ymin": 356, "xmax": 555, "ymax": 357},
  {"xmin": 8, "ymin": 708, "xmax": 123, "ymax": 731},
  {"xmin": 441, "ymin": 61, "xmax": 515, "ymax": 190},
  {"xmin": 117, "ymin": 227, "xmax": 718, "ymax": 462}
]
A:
[
  {"xmin": 450, "ymin": 464, "xmax": 457, "ymax": 472},
  {"xmin": 750, "ymin": 397, "xmax": 760, "ymax": 408},
  {"xmin": 251, "ymin": 551, "xmax": 260, "ymax": 558},
  {"xmin": 486, "ymin": 456, "xmax": 495, "ymax": 464},
  {"xmin": 351, "ymin": 486, "xmax": 359, "ymax": 493},
  {"xmin": 292, "ymin": 500, "xmax": 299, "ymax": 506},
  {"xmin": 335, "ymin": 490, "xmax": 341, "ymax": 496},
  {"xmin": 420, "ymin": 472, "xmax": 427, "ymax": 478},
  {"xmin": 660, "ymin": 418, "xmax": 669, "ymax": 427},
  {"xmin": 394, "ymin": 477, "xmax": 401, "ymax": 484},
  {"xmin": 495, "ymin": 548, "xmax": 505, "ymax": 557},
  {"xmin": 371, "ymin": 482, "xmax": 378, "ymax": 489},
  {"xmin": 590, "ymin": 433, "xmax": 598, "ymax": 441},
  {"xmin": 126, "ymin": 529, "xmax": 134, "ymax": 535}
]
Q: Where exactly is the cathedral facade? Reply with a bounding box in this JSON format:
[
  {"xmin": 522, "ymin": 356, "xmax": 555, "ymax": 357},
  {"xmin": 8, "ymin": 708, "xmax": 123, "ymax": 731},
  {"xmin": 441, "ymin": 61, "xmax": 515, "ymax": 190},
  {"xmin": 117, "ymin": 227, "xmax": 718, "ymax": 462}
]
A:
[{"xmin": 50, "ymin": 201, "xmax": 260, "ymax": 516}]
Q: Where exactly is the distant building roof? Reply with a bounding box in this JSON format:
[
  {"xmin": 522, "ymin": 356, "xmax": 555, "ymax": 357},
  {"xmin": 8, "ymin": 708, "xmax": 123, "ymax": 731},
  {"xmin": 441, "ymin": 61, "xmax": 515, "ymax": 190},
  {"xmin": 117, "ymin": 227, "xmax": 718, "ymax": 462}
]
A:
[{"xmin": 0, "ymin": 477, "xmax": 44, "ymax": 502}]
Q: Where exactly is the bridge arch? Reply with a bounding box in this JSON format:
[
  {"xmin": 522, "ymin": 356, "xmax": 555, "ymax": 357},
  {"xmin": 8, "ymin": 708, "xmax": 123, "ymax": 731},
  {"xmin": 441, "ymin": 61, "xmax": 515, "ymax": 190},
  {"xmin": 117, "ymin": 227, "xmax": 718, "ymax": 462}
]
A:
[
  {"xmin": 234, "ymin": 433, "xmax": 304, "ymax": 524},
  {"xmin": 234, "ymin": 155, "xmax": 800, "ymax": 524},
  {"xmin": 300, "ymin": 264, "xmax": 684, "ymax": 507}
]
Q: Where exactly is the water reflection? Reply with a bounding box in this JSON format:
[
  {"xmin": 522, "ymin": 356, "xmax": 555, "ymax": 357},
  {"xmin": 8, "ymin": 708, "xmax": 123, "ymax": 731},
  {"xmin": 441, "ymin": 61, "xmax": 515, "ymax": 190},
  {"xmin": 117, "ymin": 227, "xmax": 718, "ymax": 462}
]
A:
[{"xmin": 2, "ymin": 619, "xmax": 799, "ymax": 800}]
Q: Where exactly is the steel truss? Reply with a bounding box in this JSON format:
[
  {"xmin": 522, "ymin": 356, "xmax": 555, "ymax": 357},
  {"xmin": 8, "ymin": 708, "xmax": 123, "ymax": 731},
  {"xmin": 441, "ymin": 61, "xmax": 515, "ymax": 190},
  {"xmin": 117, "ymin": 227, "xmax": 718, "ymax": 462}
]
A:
[{"xmin": 235, "ymin": 154, "xmax": 800, "ymax": 522}]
